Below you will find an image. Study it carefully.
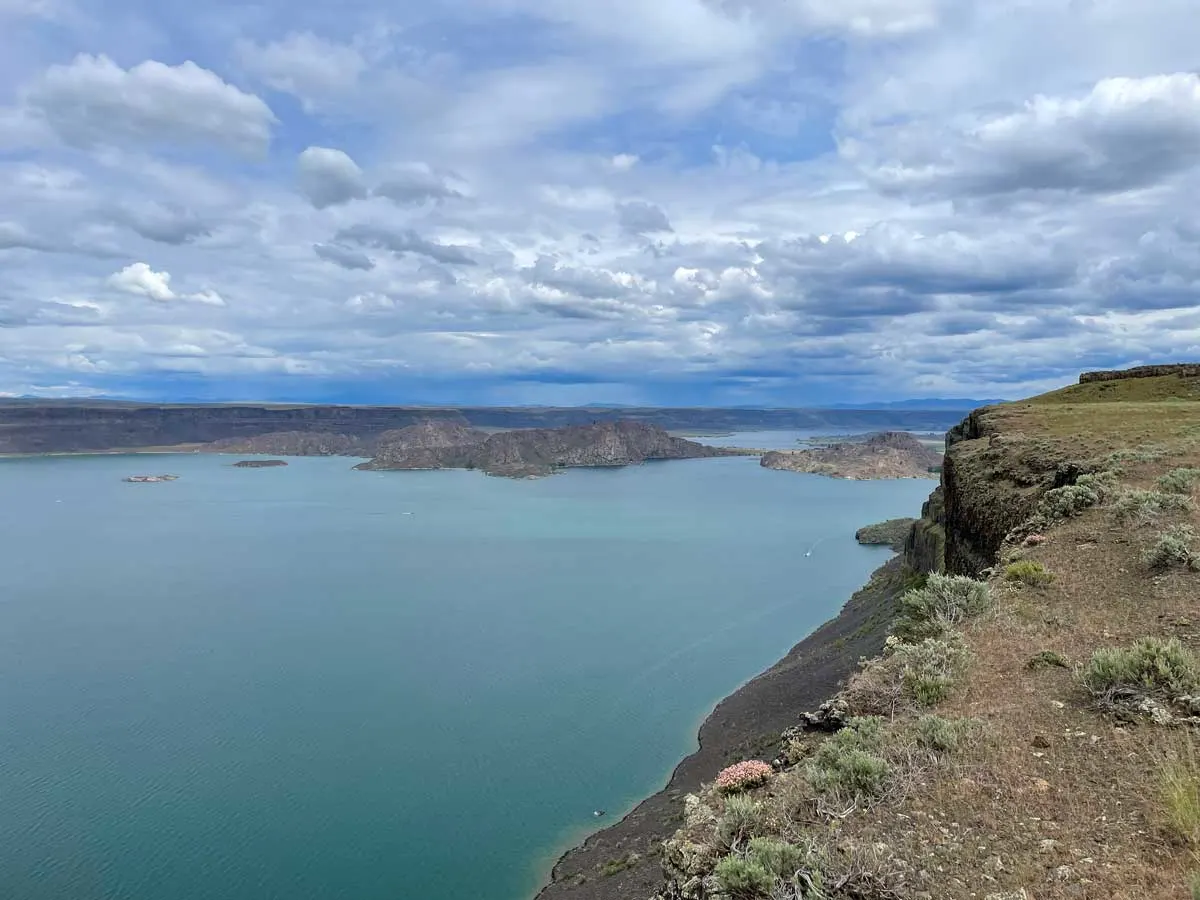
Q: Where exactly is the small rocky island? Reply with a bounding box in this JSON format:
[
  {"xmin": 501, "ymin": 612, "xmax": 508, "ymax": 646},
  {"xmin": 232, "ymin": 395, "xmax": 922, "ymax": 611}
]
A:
[
  {"xmin": 233, "ymin": 459, "xmax": 288, "ymax": 468},
  {"xmin": 357, "ymin": 419, "xmax": 737, "ymax": 478},
  {"xmin": 854, "ymin": 517, "xmax": 918, "ymax": 550},
  {"xmin": 122, "ymin": 474, "xmax": 179, "ymax": 483},
  {"xmin": 761, "ymin": 431, "xmax": 942, "ymax": 480}
]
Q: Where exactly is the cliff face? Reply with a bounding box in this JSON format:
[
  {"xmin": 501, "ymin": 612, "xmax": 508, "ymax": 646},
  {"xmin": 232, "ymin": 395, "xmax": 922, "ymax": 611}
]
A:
[{"xmin": 359, "ymin": 420, "xmax": 733, "ymax": 477}]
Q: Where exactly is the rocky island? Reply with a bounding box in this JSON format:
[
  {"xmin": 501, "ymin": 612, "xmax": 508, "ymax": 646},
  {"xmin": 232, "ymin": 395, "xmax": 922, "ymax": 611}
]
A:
[
  {"xmin": 761, "ymin": 430, "xmax": 942, "ymax": 479},
  {"xmin": 356, "ymin": 419, "xmax": 738, "ymax": 478},
  {"xmin": 232, "ymin": 459, "xmax": 288, "ymax": 468},
  {"xmin": 122, "ymin": 474, "xmax": 179, "ymax": 483},
  {"xmin": 854, "ymin": 517, "xmax": 917, "ymax": 551}
]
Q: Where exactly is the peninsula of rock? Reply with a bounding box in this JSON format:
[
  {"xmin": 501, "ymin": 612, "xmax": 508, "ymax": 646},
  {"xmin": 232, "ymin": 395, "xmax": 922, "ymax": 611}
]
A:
[
  {"xmin": 761, "ymin": 430, "xmax": 942, "ymax": 479},
  {"xmin": 357, "ymin": 419, "xmax": 738, "ymax": 478}
]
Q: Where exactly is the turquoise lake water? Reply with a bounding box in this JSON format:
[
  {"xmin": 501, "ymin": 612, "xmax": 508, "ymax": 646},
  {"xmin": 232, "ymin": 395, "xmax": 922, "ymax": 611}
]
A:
[{"xmin": 0, "ymin": 450, "xmax": 932, "ymax": 900}]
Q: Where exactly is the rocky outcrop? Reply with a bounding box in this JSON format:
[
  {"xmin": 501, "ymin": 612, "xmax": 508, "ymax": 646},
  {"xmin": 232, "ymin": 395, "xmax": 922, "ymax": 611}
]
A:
[
  {"xmin": 359, "ymin": 420, "xmax": 734, "ymax": 478},
  {"xmin": 354, "ymin": 421, "xmax": 489, "ymax": 470},
  {"xmin": 1079, "ymin": 363, "xmax": 1200, "ymax": 383},
  {"xmin": 761, "ymin": 431, "xmax": 942, "ymax": 480},
  {"xmin": 233, "ymin": 459, "xmax": 288, "ymax": 468},
  {"xmin": 854, "ymin": 518, "xmax": 917, "ymax": 551}
]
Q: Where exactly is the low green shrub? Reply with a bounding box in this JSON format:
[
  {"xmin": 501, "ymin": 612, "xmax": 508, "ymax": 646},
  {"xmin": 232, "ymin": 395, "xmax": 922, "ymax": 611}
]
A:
[
  {"xmin": 1113, "ymin": 489, "xmax": 1192, "ymax": 525},
  {"xmin": 898, "ymin": 634, "xmax": 970, "ymax": 706},
  {"xmin": 1143, "ymin": 525, "xmax": 1200, "ymax": 571},
  {"xmin": 893, "ymin": 574, "xmax": 991, "ymax": 642},
  {"xmin": 717, "ymin": 795, "xmax": 764, "ymax": 848},
  {"xmin": 1157, "ymin": 468, "xmax": 1200, "ymax": 495},
  {"xmin": 1083, "ymin": 637, "xmax": 1200, "ymax": 702},
  {"xmin": 1026, "ymin": 650, "xmax": 1069, "ymax": 671},
  {"xmin": 806, "ymin": 717, "xmax": 891, "ymax": 801},
  {"xmin": 713, "ymin": 855, "xmax": 774, "ymax": 898},
  {"xmin": 1004, "ymin": 560, "xmax": 1054, "ymax": 586},
  {"xmin": 912, "ymin": 715, "xmax": 975, "ymax": 753},
  {"xmin": 746, "ymin": 837, "xmax": 808, "ymax": 880}
]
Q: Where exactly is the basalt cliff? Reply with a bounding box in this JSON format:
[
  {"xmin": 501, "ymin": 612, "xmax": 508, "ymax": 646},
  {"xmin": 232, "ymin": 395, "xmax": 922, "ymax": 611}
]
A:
[{"xmin": 535, "ymin": 363, "xmax": 1200, "ymax": 900}]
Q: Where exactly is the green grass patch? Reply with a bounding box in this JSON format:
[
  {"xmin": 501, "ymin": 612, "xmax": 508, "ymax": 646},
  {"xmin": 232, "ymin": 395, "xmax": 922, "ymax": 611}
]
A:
[{"xmin": 1004, "ymin": 559, "xmax": 1054, "ymax": 586}]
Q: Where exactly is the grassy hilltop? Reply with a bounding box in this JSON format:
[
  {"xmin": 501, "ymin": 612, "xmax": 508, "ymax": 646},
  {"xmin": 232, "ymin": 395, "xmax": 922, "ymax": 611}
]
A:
[{"xmin": 648, "ymin": 366, "xmax": 1200, "ymax": 899}]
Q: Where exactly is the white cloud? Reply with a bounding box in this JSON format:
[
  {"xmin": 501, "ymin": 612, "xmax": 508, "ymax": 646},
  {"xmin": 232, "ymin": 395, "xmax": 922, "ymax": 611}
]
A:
[
  {"xmin": 21, "ymin": 55, "xmax": 276, "ymax": 155},
  {"xmin": 297, "ymin": 146, "xmax": 367, "ymax": 209},
  {"xmin": 106, "ymin": 263, "xmax": 225, "ymax": 306},
  {"xmin": 2, "ymin": 0, "xmax": 1200, "ymax": 402},
  {"xmin": 108, "ymin": 262, "xmax": 176, "ymax": 301},
  {"xmin": 236, "ymin": 32, "xmax": 366, "ymax": 111}
]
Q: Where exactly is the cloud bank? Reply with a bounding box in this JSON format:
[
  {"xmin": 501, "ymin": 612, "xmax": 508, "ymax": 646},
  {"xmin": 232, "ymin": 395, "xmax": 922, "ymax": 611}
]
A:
[{"xmin": 1, "ymin": 0, "xmax": 1199, "ymax": 404}]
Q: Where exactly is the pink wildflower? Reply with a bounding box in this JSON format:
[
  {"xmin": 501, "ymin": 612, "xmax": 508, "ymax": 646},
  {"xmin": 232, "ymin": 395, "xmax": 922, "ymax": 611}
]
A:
[
  {"xmin": 1024, "ymin": 533, "xmax": 1047, "ymax": 547},
  {"xmin": 715, "ymin": 759, "xmax": 773, "ymax": 793}
]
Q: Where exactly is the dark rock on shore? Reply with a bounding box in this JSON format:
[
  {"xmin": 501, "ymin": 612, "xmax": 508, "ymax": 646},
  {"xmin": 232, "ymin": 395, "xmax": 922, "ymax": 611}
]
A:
[
  {"xmin": 233, "ymin": 459, "xmax": 288, "ymax": 468},
  {"xmin": 358, "ymin": 419, "xmax": 736, "ymax": 478},
  {"xmin": 531, "ymin": 556, "xmax": 916, "ymax": 900}
]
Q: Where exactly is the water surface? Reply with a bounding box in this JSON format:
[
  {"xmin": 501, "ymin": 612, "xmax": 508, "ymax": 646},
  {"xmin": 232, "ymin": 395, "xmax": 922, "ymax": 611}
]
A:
[{"xmin": 0, "ymin": 451, "xmax": 930, "ymax": 900}]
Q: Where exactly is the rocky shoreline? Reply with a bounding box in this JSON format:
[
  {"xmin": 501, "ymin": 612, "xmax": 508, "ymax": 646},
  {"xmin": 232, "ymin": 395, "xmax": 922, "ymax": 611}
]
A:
[{"xmin": 531, "ymin": 553, "xmax": 917, "ymax": 900}]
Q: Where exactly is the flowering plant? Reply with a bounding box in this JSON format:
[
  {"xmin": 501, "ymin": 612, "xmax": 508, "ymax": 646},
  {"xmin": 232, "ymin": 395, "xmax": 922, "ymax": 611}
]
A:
[{"xmin": 715, "ymin": 759, "xmax": 773, "ymax": 793}]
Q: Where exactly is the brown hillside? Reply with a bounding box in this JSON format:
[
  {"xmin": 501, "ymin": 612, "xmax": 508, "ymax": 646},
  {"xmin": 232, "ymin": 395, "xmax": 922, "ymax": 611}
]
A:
[{"xmin": 582, "ymin": 366, "xmax": 1200, "ymax": 900}]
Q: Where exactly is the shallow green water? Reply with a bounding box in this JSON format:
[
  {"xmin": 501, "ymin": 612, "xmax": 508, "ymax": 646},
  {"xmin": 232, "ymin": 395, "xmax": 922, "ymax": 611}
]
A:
[{"xmin": 0, "ymin": 451, "xmax": 931, "ymax": 900}]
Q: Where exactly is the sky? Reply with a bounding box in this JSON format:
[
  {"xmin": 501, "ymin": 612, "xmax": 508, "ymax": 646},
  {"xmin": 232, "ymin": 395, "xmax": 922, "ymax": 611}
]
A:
[{"xmin": 1, "ymin": 0, "xmax": 1199, "ymax": 406}]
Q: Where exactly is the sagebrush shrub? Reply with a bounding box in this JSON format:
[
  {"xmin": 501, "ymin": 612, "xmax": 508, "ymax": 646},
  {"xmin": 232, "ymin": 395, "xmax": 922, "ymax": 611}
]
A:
[
  {"xmin": 893, "ymin": 574, "xmax": 990, "ymax": 642},
  {"xmin": 1083, "ymin": 637, "xmax": 1200, "ymax": 701},
  {"xmin": 713, "ymin": 855, "xmax": 774, "ymax": 898},
  {"xmin": 1038, "ymin": 471, "xmax": 1118, "ymax": 521},
  {"xmin": 1113, "ymin": 489, "xmax": 1192, "ymax": 524},
  {"xmin": 1157, "ymin": 468, "xmax": 1200, "ymax": 495},
  {"xmin": 806, "ymin": 718, "xmax": 891, "ymax": 800},
  {"xmin": 898, "ymin": 635, "xmax": 970, "ymax": 706},
  {"xmin": 746, "ymin": 837, "xmax": 809, "ymax": 880},
  {"xmin": 717, "ymin": 795, "xmax": 764, "ymax": 848},
  {"xmin": 912, "ymin": 715, "xmax": 974, "ymax": 753},
  {"xmin": 1143, "ymin": 525, "xmax": 1199, "ymax": 571},
  {"xmin": 843, "ymin": 635, "xmax": 970, "ymax": 714}
]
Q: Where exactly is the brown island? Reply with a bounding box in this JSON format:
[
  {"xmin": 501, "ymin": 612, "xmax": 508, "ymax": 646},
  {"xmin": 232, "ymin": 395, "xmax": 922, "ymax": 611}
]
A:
[
  {"xmin": 210, "ymin": 419, "xmax": 746, "ymax": 479},
  {"xmin": 232, "ymin": 459, "xmax": 288, "ymax": 468},
  {"xmin": 760, "ymin": 430, "xmax": 943, "ymax": 480}
]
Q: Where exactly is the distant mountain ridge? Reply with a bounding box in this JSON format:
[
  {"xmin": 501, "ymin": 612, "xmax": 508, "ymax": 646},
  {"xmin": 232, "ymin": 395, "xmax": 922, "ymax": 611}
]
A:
[{"xmin": 0, "ymin": 402, "xmax": 974, "ymax": 455}]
